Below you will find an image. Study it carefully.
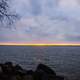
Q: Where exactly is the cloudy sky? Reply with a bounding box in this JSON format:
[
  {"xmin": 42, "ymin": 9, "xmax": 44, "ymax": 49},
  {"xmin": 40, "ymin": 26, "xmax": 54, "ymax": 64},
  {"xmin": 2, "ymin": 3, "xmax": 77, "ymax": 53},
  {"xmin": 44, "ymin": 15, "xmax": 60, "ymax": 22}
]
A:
[{"xmin": 0, "ymin": 0, "xmax": 80, "ymax": 43}]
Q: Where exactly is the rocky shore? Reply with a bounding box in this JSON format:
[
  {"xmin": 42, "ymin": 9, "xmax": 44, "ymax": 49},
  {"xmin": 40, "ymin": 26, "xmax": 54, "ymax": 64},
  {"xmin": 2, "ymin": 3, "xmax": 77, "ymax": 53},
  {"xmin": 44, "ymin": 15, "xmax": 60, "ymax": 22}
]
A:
[{"xmin": 0, "ymin": 62, "xmax": 65, "ymax": 80}]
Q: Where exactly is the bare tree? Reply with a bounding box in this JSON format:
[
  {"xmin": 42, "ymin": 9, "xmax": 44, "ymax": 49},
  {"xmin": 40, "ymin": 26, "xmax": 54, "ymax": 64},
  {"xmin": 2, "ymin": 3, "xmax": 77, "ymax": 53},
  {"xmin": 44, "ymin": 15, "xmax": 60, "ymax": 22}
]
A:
[{"xmin": 0, "ymin": 0, "xmax": 18, "ymax": 26}]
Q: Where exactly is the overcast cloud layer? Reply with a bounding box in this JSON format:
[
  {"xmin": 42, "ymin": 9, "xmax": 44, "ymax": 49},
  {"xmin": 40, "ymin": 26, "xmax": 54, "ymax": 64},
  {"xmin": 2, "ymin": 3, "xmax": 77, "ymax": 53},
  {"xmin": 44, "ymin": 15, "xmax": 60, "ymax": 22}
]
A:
[{"xmin": 0, "ymin": 0, "xmax": 80, "ymax": 42}]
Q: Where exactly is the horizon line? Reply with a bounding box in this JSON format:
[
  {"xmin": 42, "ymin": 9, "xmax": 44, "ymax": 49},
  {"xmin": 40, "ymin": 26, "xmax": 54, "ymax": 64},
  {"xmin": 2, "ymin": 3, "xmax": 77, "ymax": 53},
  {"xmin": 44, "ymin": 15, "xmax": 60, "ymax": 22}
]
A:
[{"xmin": 0, "ymin": 42, "xmax": 80, "ymax": 46}]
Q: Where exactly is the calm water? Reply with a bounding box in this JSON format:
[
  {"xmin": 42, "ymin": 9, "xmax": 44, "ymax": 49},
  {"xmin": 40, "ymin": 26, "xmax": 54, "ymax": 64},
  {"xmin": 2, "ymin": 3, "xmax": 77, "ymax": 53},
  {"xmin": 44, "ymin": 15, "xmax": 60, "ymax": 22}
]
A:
[{"xmin": 0, "ymin": 46, "xmax": 80, "ymax": 80}]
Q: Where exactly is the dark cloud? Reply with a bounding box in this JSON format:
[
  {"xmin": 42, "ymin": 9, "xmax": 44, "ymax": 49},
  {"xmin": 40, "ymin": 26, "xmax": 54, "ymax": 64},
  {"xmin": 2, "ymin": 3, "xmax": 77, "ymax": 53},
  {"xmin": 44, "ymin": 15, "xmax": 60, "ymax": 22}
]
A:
[{"xmin": 31, "ymin": 0, "xmax": 42, "ymax": 15}]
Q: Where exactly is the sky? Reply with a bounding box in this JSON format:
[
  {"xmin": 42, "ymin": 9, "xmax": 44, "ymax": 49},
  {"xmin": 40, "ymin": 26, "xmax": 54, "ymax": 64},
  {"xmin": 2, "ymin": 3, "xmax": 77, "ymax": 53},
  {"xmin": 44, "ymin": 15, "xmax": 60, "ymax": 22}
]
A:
[{"xmin": 0, "ymin": 0, "xmax": 80, "ymax": 43}]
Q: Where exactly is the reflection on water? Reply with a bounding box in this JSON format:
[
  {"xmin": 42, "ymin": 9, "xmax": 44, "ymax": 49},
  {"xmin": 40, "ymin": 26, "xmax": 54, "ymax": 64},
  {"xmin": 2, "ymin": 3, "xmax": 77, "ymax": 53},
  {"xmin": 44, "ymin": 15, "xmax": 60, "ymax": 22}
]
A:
[{"xmin": 0, "ymin": 46, "xmax": 80, "ymax": 79}]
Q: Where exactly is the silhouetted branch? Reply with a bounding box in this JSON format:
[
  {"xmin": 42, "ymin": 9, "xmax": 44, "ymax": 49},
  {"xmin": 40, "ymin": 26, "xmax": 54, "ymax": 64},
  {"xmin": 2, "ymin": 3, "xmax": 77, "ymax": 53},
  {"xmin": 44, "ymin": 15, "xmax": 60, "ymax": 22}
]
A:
[{"xmin": 0, "ymin": 0, "xmax": 18, "ymax": 26}]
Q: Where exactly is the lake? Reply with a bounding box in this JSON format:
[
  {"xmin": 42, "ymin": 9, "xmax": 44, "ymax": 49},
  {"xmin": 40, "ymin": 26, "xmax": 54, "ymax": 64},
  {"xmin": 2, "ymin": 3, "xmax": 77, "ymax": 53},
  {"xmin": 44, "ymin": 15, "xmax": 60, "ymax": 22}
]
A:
[{"xmin": 0, "ymin": 46, "xmax": 80, "ymax": 80}]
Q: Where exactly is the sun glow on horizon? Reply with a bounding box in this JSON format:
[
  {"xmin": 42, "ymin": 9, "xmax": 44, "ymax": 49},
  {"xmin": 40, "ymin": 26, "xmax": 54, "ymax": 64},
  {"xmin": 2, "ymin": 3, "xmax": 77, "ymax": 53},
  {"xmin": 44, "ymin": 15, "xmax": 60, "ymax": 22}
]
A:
[{"xmin": 0, "ymin": 42, "xmax": 80, "ymax": 46}]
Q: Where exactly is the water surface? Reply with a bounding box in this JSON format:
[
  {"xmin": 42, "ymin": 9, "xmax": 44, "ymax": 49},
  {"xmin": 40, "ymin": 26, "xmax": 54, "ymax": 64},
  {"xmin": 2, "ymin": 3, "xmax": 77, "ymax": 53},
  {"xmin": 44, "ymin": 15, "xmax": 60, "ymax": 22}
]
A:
[{"xmin": 0, "ymin": 46, "xmax": 80, "ymax": 79}]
